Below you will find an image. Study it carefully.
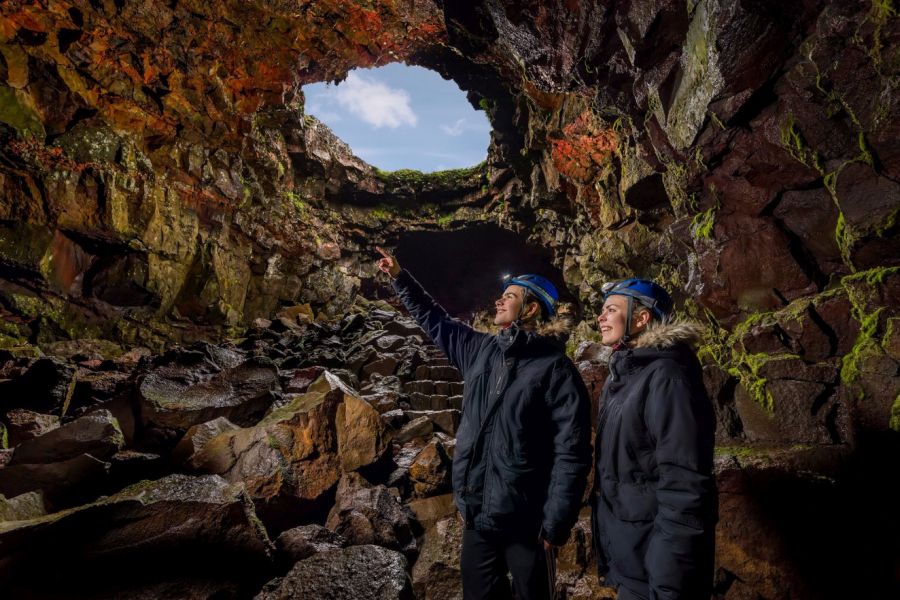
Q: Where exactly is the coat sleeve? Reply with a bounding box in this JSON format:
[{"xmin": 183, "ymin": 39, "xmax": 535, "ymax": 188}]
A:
[
  {"xmin": 391, "ymin": 269, "xmax": 489, "ymax": 377},
  {"xmin": 540, "ymin": 360, "xmax": 593, "ymax": 546},
  {"xmin": 643, "ymin": 375, "xmax": 717, "ymax": 600}
]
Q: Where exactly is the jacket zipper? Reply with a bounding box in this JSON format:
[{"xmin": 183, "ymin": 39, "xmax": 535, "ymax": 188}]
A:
[{"xmin": 462, "ymin": 355, "xmax": 514, "ymax": 523}]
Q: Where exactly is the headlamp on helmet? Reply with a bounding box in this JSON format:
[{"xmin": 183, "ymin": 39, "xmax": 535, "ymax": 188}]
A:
[{"xmin": 502, "ymin": 273, "xmax": 559, "ymax": 319}]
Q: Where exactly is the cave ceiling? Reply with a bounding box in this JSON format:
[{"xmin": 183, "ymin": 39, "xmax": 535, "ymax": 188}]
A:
[{"xmin": 0, "ymin": 0, "xmax": 897, "ymax": 349}]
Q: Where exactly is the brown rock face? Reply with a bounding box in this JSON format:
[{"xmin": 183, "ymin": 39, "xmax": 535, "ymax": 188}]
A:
[{"xmin": 0, "ymin": 1, "xmax": 899, "ymax": 598}]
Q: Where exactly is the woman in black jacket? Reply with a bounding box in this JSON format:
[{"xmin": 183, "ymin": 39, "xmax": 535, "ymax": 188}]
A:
[
  {"xmin": 592, "ymin": 278, "xmax": 717, "ymax": 600},
  {"xmin": 376, "ymin": 247, "xmax": 591, "ymax": 600}
]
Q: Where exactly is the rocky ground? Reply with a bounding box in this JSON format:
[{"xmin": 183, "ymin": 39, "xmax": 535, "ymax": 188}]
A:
[
  {"xmin": 1, "ymin": 1, "xmax": 899, "ymax": 598},
  {"xmin": 3, "ymin": 296, "xmax": 897, "ymax": 599},
  {"xmin": 0, "ymin": 298, "xmax": 605, "ymax": 599}
]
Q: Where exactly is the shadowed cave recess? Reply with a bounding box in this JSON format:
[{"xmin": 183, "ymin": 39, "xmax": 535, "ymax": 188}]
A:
[{"xmin": 0, "ymin": 1, "xmax": 898, "ymax": 599}]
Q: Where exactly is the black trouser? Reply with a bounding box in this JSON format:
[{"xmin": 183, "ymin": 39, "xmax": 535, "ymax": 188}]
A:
[{"xmin": 460, "ymin": 529, "xmax": 556, "ymax": 600}]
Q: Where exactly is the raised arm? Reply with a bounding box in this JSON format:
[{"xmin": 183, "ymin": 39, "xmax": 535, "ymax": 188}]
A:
[{"xmin": 377, "ymin": 246, "xmax": 488, "ymax": 375}]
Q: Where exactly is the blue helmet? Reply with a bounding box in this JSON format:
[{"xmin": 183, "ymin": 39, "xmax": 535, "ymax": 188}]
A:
[
  {"xmin": 503, "ymin": 274, "xmax": 559, "ymax": 318},
  {"xmin": 601, "ymin": 278, "xmax": 673, "ymax": 322}
]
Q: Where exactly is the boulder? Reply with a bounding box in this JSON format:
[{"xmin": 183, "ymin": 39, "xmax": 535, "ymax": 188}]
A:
[
  {"xmin": 395, "ymin": 415, "xmax": 434, "ymax": 444},
  {"xmin": 0, "ymin": 454, "xmax": 110, "ymax": 507},
  {"xmin": 256, "ymin": 545, "xmax": 412, "ymax": 600},
  {"xmin": 189, "ymin": 372, "xmax": 387, "ymax": 531},
  {"xmin": 0, "ymin": 474, "xmax": 273, "ymax": 594},
  {"xmin": 407, "ymin": 493, "xmax": 457, "ymax": 530},
  {"xmin": 0, "ymin": 491, "xmax": 46, "ymax": 522},
  {"xmin": 275, "ymin": 524, "xmax": 346, "ymax": 566},
  {"xmin": 9, "ymin": 409, "xmax": 124, "ymax": 466},
  {"xmin": 411, "ymin": 514, "xmax": 464, "ymax": 600},
  {"xmin": 3, "ymin": 408, "xmax": 60, "ymax": 447},
  {"xmin": 408, "ymin": 437, "xmax": 452, "ymax": 497},
  {"xmin": 326, "ymin": 472, "xmax": 417, "ymax": 556},
  {"xmin": 139, "ymin": 358, "xmax": 280, "ymax": 430},
  {"xmin": 0, "ymin": 358, "xmax": 76, "ymax": 414},
  {"xmin": 404, "ymin": 409, "xmax": 460, "ymax": 435},
  {"xmin": 172, "ymin": 417, "xmax": 240, "ymax": 467}
]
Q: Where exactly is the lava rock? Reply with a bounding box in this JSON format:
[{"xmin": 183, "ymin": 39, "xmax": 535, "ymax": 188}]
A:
[
  {"xmin": 275, "ymin": 523, "xmax": 346, "ymax": 566},
  {"xmin": 326, "ymin": 472, "xmax": 417, "ymax": 556},
  {"xmin": 256, "ymin": 544, "xmax": 412, "ymax": 600},
  {"xmin": 9, "ymin": 409, "xmax": 124, "ymax": 465},
  {"xmin": 3, "ymin": 408, "xmax": 60, "ymax": 447},
  {"xmin": 139, "ymin": 358, "xmax": 280, "ymax": 430}
]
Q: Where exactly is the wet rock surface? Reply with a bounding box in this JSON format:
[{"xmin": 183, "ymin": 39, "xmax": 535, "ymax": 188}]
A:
[
  {"xmin": 0, "ymin": 0, "xmax": 898, "ymax": 598},
  {"xmin": 0, "ymin": 301, "xmax": 894, "ymax": 597}
]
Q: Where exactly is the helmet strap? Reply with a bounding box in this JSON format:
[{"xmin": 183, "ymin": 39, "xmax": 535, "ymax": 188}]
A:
[
  {"xmin": 622, "ymin": 296, "xmax": 634, "ymax": 343},
  {"xmin": 515, "ymin": 289, "xmax": 538, "ymax": 325}
]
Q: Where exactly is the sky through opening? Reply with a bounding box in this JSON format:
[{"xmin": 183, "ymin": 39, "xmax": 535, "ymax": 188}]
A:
[{"xmin": 302, "ymin": 64, "xmax": 491, "ymax": 172}]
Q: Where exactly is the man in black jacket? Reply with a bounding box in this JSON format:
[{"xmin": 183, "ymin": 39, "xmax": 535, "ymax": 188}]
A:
[
  {"xmin": 592, "ymin": 278, "xmax": 717, "ymax": 600},
  {"xmin": 376, "ymin": 247, "xmax": 592, "ymax": 600}
]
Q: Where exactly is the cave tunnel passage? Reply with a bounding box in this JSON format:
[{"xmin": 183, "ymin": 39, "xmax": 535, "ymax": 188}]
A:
[{"xmin": 385, "ymin": 224, "xmax": 576, "ymax": 321}]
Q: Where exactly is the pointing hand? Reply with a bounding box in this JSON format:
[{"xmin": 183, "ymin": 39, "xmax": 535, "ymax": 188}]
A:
[{"xmin": 376, "ymin": 246, "xmax": 401, "ymax": 279}]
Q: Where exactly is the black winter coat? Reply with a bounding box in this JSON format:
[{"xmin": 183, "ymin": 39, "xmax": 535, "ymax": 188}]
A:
[
  {"xmin": 592, "ymin": 322, "xmax": 717, "ymax": 600},
  {"xmin": 392, "ymin": 270, "xmax": 592, "ymax": 545}
]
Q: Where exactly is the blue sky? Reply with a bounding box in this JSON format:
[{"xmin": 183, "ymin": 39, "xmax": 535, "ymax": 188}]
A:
[{"xmin": 303, "ymin": 64, "xmax": 491, "ymax": 172}]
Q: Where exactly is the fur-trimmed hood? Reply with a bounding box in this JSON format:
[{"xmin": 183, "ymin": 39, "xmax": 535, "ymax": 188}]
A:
[{"xmin": 633, "ymin": 318, "xmax": 705, "ymax": 350}]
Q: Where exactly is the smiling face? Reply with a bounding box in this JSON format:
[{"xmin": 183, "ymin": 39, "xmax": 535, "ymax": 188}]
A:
[
  {"xmin": 597, "ymin": 294, "xmax": 652, "ymax": 345},
  {"xmin": 494, "ymin": 284, "xmax": 540, "ymax": 326}
]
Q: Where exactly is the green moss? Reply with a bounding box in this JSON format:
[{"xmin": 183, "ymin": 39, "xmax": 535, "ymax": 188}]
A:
[
  {"xmin": 843, "ymin": 266, "xmax": 900, "ymax": 286},
  {"xmin": 286, "ymin": 192, "xmax": 308, "ymax": 218},
  {"xmin": 709, "ymin": 111, "xmax": 726, "ymax": 130},
  {"xmin": 691, "ymin": 203, "xmax": 718, "ymax": 240},
  {"xmin": 478, "ymin": 98, "xmax": 493, "ymax": 112},
  {"xmin": 875, "ymin": 205, "xmax": 900, "ymax": 236},
  {"xmin": 0, "ymin": 86, "xmax": 45, "ymax": 138},
  {"xmin": 840, "ymin": 309, "xmax": 883, "ymax": 384},
  {"xmin": 374, "ymin": 162, "xmax": 486, "ymax": 189},
  {"xmin": 436, "ymin": 213, "xmax": 455, "ymax": 227},
  {"xmin": 838, "ymin": 267, "xmax": 899, "ymax": 385},
  {"xmin": 779, "ymin": 115, "xmax": 823, "ymax": 173},
  {"xmin": 857, "ymin": 132, "xmax": 875, "ymax": 167},
  {"xmin": 0, "ymin": 421, "xmax": 7, "ymax": 449},
  {"xmin": 369, "ymin": 204, "xmax": 394, "ymax": 221},
  {"xmin": 890, "ymin": 393, "xmax": 900, "ymax": 432},
  {"xmin": 834, "ymin": 211, "xmax": 855, "ymax": 269},
  {"xmin": 868, "ymin": 0, "xmax": 898, "ymax": 72}
]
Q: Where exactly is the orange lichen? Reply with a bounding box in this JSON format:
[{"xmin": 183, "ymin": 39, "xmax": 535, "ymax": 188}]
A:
[
  {"xmin": 7, "ymin": 138, "xmax": 95, "ymax": 173},
  {"xmin": 550, "ymin": 110, "xmax": 618, "ymax": 183}
]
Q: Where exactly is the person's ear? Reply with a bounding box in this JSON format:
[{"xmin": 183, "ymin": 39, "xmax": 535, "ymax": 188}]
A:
[
  {"xmin": 634, "ymin": 308, "xmax": 652, "ymax": 329},
  {"xmin": 527, "ymin": 301, "xmax": 541, "ymax": 321}
]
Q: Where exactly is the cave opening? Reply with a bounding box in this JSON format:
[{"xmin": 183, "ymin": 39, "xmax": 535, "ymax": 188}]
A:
[
  {"xmin": 302, "ymin": 63, "xmax": 491, "ymax": 173},
  {"xmin": 368, "ymin": 224, "xmax": 576, "ymax": 321}
]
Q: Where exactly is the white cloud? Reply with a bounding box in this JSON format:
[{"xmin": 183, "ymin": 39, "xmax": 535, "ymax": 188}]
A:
[
  {"xmin": 333, "ymin": 72, "xmax": 417, "ymax": 129},
  {"xmin": 440, "ymin": 118, "xmax": 467, "ymax": 136}
]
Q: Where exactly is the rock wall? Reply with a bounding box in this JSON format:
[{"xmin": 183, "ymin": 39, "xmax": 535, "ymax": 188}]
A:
[{"xmin": 1, "ymin": 1, "xmax": 899, "ymax": 598}]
